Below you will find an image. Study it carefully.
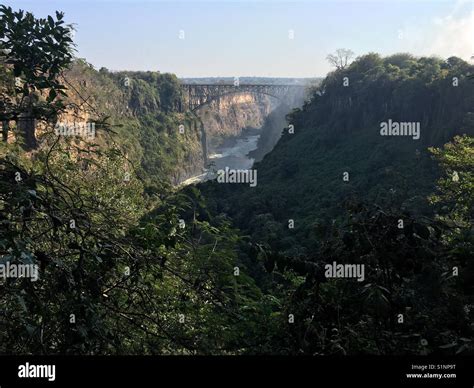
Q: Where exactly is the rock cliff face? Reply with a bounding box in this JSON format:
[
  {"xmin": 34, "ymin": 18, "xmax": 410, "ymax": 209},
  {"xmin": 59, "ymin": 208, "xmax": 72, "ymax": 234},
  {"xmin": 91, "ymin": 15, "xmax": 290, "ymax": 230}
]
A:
[
  {"xmin": 169, "ymin": 118, "xmax": 207, "ymax": 186},
  {"xmin": 248, "ymin": 103, "xmax": 290, "ymax": 162},
  {"xmin": 195, "ymin": 93, "xmax": 275, "ymax": 153}
]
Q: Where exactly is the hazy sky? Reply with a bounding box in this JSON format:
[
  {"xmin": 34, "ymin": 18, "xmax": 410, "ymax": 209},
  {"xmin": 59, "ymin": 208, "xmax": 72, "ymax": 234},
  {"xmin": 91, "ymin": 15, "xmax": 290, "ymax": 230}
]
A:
[{"xmin": 3, "ymin": 0, "xmax": 474, "ymax": 77}]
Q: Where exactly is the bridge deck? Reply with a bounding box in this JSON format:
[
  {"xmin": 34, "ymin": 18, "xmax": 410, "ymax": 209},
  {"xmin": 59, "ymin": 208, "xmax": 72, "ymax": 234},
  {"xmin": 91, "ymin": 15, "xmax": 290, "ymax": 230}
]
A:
[{"xmin": 180, "ymin": 83, "xmax": 307, "ymax": 111}]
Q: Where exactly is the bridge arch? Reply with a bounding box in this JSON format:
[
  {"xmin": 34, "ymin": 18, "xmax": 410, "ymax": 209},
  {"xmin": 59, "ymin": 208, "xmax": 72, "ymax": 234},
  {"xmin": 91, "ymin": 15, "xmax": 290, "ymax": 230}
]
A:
[{"xmin": 180, "ymin": 83, "xmax": 306, "ymax": 112}]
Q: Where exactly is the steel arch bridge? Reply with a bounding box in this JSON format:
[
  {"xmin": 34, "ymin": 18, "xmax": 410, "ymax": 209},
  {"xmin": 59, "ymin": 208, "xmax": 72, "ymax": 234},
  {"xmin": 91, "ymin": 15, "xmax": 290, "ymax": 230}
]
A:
[{"xmin": 180, "ymin": 83, "xmax": 306, "ymax": 112}]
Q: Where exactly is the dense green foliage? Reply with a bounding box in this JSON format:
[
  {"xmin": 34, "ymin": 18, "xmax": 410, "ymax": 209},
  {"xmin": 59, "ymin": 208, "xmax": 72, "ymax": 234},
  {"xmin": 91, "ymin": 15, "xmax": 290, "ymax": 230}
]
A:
[
  {"xmin": 200, "ymin": 53, "xmax": 474, "ymax": 254},
  {"xmin": 0, "ymin": 6, "xmax": 73, "ymax": 149},
  {"xmin": 0, "ymin": 7, "xmax": 276, "ymax": 355},
  {"xmin": 196, "ymin": 54, "xmax": 474, "ymax": 354}
]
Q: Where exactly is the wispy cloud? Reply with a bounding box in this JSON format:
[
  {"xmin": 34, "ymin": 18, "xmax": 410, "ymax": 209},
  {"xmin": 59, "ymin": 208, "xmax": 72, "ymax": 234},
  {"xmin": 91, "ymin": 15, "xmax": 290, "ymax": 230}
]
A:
[{"xmin": 406, "ymin": 0, "xmax": 473, "ymax": 60}]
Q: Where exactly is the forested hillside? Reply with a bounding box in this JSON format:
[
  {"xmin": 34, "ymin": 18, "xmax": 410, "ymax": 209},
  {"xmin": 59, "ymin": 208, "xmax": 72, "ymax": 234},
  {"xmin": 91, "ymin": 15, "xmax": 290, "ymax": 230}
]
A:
[
  {"xmin": 0, "ymin": 7, "xmax": 279, "ymax": 354},
  {"xmin": 195, "ymin": 53, "xmax": 474, "ymax": 354},
  {"xmin": 200, "ymin": 54, "xmax": 474, "ymax": 254},
  {"xmin": 1, "ymin": 53, "xmax": 206, "ymax": 189},
  {"xmin": 60, "ymin": 60, "xmax": 206, "ymax": 188}
]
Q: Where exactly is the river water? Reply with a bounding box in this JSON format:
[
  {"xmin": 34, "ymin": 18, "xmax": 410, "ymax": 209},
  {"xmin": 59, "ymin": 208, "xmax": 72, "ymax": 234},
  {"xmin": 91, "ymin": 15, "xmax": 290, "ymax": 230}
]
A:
[{"xmin": 180, "ymin": 131, "xmax": 260, "ymax": 186}]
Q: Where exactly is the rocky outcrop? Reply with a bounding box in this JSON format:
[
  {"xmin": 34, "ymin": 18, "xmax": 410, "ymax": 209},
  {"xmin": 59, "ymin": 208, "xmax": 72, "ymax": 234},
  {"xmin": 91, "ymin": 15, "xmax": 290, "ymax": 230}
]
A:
[{"xmin": 195, "ymin": 93, "xmax": 274, "ymax": 153}]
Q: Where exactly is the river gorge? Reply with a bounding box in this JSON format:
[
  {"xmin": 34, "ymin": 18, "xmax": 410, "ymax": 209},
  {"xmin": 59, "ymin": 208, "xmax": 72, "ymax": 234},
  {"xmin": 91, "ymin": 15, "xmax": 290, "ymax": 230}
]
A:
[{"xmin": 178, "ymin": 88, "xmax": 305, "ymax": 186}]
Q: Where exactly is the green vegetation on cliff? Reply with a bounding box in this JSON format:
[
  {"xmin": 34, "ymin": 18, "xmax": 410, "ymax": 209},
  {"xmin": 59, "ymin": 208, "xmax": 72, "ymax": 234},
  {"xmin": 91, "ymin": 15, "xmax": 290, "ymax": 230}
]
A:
[{"xmin": 195, "ymin": 53, "xmax": 474, "ymax": 354}]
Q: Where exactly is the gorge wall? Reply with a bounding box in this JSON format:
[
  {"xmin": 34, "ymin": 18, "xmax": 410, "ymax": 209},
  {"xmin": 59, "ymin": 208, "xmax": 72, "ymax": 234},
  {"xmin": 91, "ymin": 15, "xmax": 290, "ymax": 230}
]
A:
[
  {"xmin": 25, "ymin": 61, "xmax": 290, "ymax": 187},
  {"xmin": 195, "ymin": 93, "xmax": 275, "ymax": 154}
]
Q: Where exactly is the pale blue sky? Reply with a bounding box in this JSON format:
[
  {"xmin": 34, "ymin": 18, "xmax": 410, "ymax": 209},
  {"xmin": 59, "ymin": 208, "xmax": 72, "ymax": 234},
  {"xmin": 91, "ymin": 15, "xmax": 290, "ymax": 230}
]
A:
[{"xmin": 3, "ymin": 0, "xmax": 474, "ymax": 77}]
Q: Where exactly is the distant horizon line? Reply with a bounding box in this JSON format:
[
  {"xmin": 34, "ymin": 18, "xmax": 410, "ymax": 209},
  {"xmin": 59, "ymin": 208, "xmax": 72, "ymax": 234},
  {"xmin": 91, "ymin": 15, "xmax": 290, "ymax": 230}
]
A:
[
  {"xmin": 178, "ymin": 75, "xmax": 323, "ymax": 79},
  {"xmin": 177, "ymin": 76, "xmax": 324, "ymax": 80},
  {"xmin": 101, "ymin": 69, "xmax": 326, "ymax": 79},
  {"xmin": 78, "ymin": 61, "xmax": 325, "ymax": 78}
]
